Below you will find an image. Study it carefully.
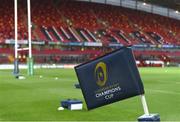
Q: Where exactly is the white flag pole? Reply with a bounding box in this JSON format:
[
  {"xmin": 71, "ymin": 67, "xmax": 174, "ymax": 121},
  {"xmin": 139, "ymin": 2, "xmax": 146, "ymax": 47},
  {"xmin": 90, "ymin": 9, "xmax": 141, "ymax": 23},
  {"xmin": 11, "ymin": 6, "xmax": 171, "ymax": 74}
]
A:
[
  {"xmin": 140, "ymin": 94, "xmax": 150, "ymax": 115},
  {"xmin": 138, "ymin": 94, "xmax": 160, "ymax": 121}
]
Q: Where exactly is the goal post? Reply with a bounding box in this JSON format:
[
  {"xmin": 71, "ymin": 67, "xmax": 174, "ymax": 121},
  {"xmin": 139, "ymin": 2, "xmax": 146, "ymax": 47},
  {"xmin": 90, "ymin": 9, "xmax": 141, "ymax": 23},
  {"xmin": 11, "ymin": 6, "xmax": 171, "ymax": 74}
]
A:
[
  {"xmin": 27, "ymin": 57, "xmax": 34, "ymax": 76},
  {"xmin": 14, "ymin": 0, "xmax": 34, "ymax": 76},
  {"xmin": 27, "ymin": 0, "xmax": 34, "ymax": 76},
  {"xmin": 13, "ymin": 58, "xmax": 19, "ymax": 75},
  {"xmin": 13, "ymin": 0, "xmax": 19, "ymax": 75}
]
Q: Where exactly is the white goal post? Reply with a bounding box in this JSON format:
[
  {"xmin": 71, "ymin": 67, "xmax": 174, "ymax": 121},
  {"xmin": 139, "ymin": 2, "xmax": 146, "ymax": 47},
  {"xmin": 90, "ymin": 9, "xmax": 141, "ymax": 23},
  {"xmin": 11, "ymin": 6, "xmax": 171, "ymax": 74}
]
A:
[{"xmin": 14, "ymin": 0, "xmax": 34, "ymax": 76}]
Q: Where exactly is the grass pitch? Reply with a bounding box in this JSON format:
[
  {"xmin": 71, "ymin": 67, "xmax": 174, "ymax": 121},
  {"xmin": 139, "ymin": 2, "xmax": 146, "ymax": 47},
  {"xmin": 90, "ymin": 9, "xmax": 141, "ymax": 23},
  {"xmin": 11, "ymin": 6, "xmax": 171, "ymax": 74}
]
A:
[{"xmin": 0, "ymin": 67, "xmax": 180, "ymax": 121}]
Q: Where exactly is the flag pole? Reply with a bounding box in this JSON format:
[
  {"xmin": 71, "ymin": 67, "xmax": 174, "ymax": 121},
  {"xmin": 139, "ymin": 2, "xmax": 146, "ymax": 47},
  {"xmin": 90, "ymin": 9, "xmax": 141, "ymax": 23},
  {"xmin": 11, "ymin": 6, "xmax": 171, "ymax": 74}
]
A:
[
  {"xmin": 140, "ymin": 94, "xmax": 150, "ymax": 115},
  {"xmin": 138, "ymin": 95, "xmax": 160, "ymax": 121}
]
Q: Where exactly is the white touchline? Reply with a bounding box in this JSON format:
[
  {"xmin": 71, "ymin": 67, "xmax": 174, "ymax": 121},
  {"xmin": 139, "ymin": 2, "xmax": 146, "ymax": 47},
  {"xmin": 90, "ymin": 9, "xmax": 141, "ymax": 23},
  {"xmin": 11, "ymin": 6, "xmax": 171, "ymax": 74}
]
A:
[{"xmin": 147, "ymin": 89, "xmax": 180, "ymax": 95}]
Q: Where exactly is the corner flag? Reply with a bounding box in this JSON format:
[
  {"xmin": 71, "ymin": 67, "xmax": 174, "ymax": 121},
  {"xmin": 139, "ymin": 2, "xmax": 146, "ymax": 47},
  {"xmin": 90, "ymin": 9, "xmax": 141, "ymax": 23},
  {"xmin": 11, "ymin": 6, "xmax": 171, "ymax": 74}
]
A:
[{"xmin": 75, "ymin": 47, "xmax": 144, "ymax": 110}]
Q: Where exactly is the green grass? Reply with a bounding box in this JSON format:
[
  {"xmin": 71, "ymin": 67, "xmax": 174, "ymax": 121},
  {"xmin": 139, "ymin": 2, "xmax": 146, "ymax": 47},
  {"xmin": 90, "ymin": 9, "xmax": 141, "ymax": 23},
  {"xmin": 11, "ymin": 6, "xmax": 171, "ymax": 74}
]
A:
[{"xmin": 0, "ymin": 67, "xmax": 180, "ymax": 121}]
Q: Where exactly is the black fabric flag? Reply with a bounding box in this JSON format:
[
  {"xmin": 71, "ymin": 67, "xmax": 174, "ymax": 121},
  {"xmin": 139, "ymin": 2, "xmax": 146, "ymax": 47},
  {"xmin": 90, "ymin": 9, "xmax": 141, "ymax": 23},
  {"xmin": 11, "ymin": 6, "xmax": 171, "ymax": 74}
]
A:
[{"xmin": 75, "ymin": 47, "xmax": 144, "ymax": 110}]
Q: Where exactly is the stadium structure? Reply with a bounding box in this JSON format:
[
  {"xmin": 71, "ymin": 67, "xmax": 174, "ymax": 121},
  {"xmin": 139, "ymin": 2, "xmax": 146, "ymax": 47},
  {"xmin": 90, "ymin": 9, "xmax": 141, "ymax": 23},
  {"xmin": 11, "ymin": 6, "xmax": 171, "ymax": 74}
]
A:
[
  {"xmin": 0, "ymin": 0, "xmax": 179, "ymax": 70},
  {"xmin": 0, "ymin": 0, "xmax": 180, "ymax": 121}
]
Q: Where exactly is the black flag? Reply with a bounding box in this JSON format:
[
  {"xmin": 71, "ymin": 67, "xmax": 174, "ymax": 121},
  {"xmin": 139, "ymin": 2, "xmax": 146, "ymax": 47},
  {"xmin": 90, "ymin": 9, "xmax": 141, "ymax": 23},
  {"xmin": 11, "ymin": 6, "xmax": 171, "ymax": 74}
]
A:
[{"xmin": 75, "ymin": 47, "xmax": 144, "ymax": 110}]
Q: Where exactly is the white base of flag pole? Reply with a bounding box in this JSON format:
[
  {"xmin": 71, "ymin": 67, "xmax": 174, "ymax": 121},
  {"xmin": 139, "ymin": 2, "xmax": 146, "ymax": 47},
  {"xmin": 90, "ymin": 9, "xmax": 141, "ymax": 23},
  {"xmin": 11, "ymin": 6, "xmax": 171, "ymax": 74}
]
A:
[{"xmin": 138, "ymin": 94, "xmax": 160, "ymax": 122}]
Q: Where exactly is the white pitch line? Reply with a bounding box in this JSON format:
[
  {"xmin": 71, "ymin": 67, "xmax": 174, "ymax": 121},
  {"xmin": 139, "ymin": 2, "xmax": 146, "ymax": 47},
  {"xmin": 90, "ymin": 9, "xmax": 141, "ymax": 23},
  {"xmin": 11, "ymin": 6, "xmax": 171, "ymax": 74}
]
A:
[
  {"xmin": 146, "ymin": 89, "xmax": 180, "ymax": 95},
  {"xmin": 157, "ymin": 81, "xmax": 180, "ymax": 85}
]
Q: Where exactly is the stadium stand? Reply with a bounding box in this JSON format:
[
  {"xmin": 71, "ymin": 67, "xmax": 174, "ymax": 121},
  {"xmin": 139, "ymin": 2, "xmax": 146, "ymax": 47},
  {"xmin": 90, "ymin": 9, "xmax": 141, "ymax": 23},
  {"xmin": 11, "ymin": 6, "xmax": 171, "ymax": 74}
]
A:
[
  {"xmin": 0, "ymin": 0, "xmax": 179, "ymax": 45},
  {"xmin": 0, "ymin": 0, "xmax": 179, "ymax": 65}
]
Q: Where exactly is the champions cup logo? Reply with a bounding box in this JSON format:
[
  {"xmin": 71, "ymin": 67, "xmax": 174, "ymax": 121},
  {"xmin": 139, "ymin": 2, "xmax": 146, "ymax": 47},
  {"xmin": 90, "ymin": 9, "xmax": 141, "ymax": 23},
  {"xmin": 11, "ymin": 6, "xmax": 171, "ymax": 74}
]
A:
[{"xmin": 95, "ymin": 62, "xmax": 108, "ymax": 87}]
